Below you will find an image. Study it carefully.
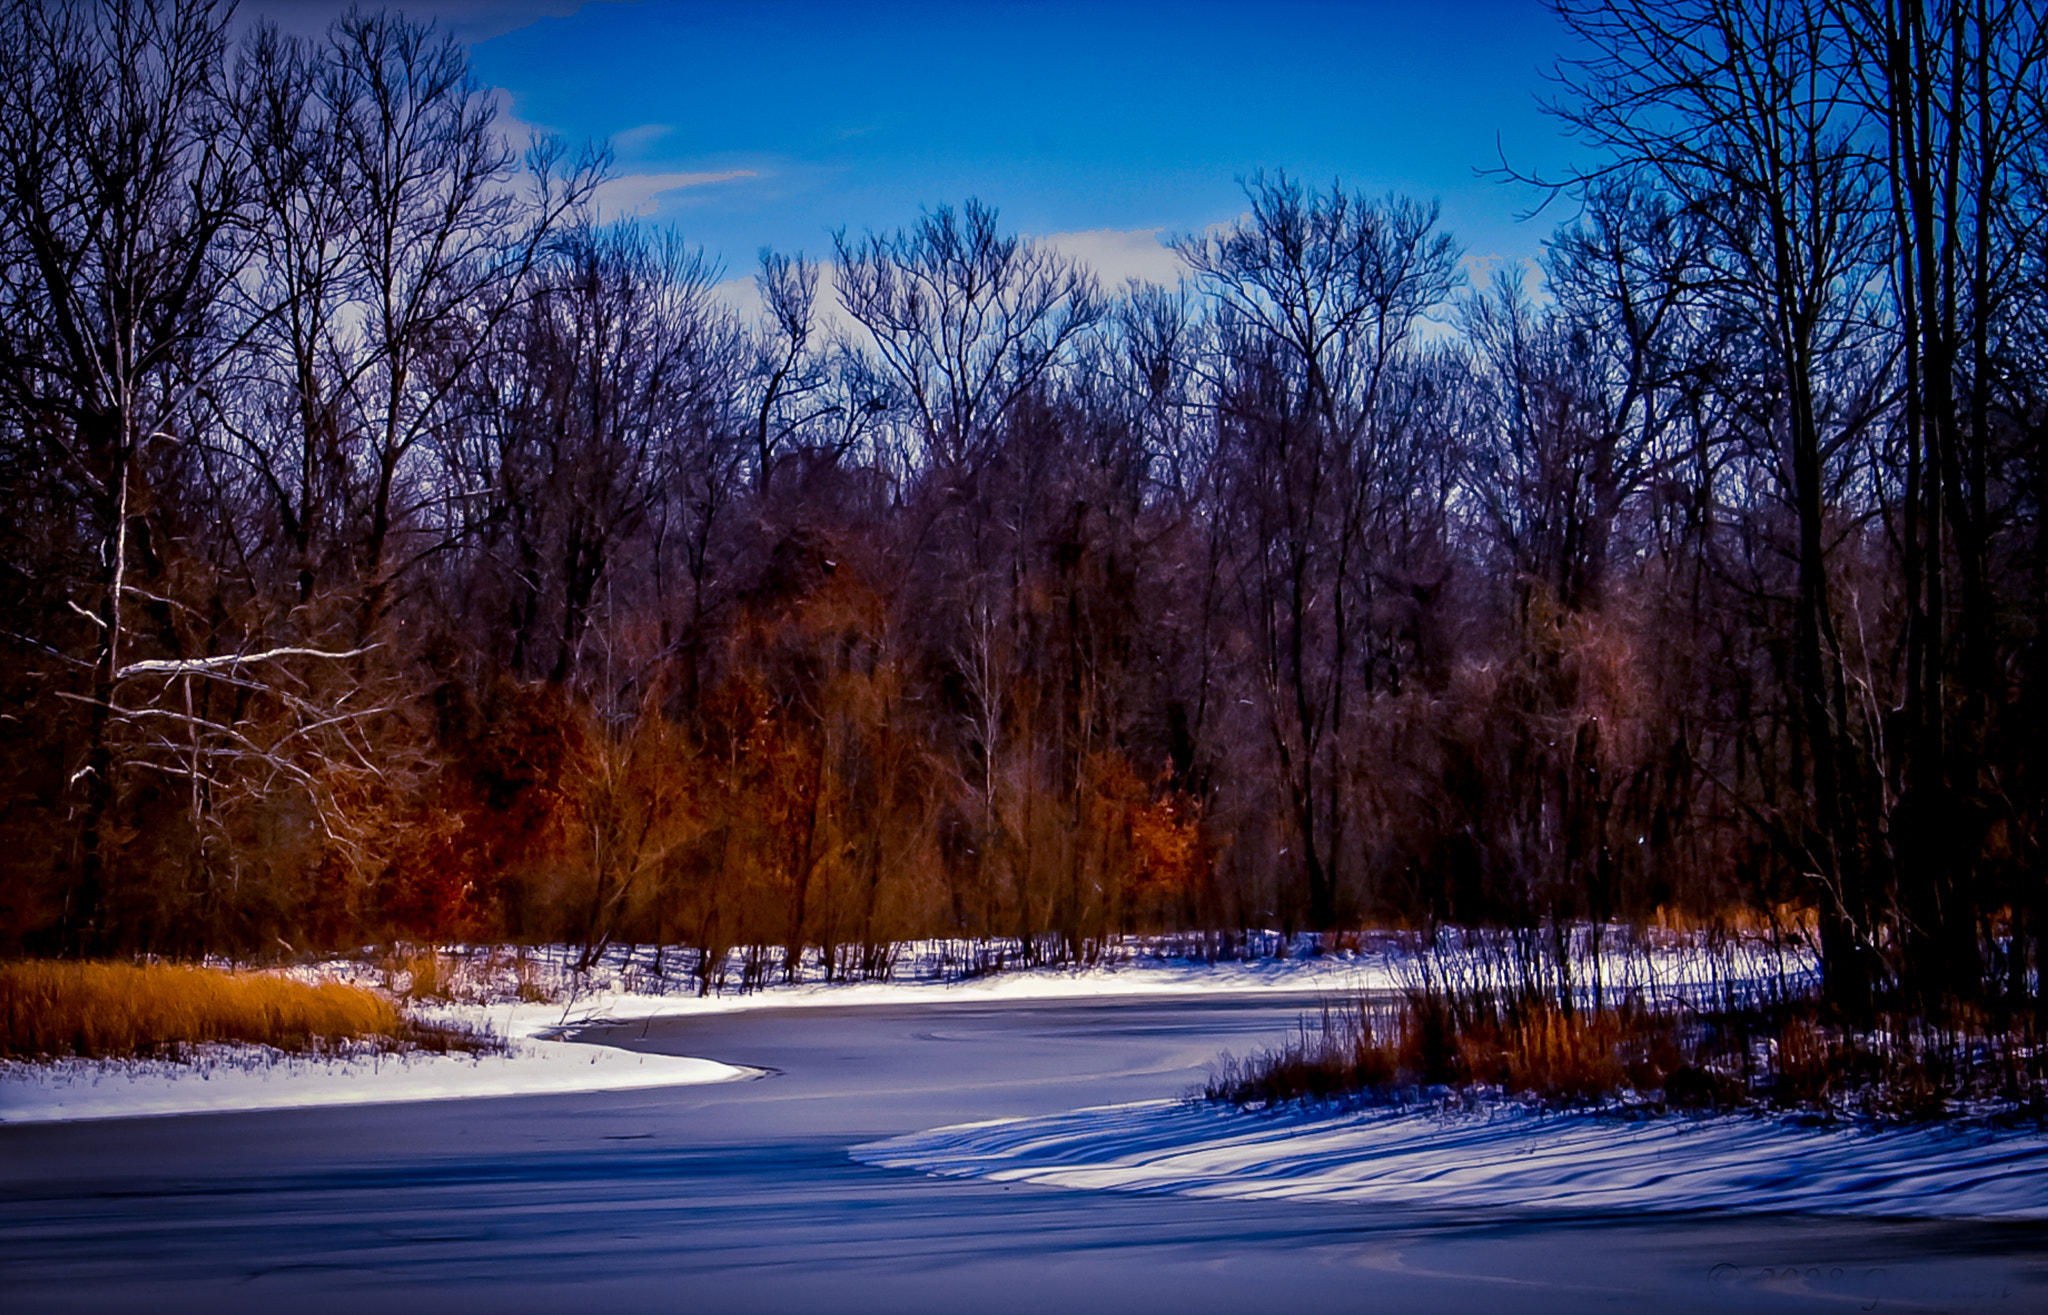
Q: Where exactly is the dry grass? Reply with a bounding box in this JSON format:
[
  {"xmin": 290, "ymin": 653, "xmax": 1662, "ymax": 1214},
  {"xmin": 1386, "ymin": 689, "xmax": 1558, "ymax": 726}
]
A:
[
  {"xmin": 1204, "ymin": 989, "xmax": 2048, "ymax": 1120},
  {"xmin": 1647, "ymin": 901, "xmax": 1817, "ymax": 939},
  {"xmin": 1206, "ymin": 994, "xmax": 1682, "ymax": 1108},
  {"xmin": 380, "ymin": 943, "xmax": 458, "ymax": 1002},
  {"xmin": 1, "ymin": 959, "xmax": 408, "ymax": 1059}
]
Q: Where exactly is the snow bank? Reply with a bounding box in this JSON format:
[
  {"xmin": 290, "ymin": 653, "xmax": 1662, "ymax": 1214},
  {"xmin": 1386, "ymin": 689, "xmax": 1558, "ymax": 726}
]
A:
[
  {"xmin": 0, "ymin": 1039, "xmax": 749, "ymax": 1124},
  {"xmin": 854, "ymin": 1100, "xmax": 2048, "ymax": 1220}
]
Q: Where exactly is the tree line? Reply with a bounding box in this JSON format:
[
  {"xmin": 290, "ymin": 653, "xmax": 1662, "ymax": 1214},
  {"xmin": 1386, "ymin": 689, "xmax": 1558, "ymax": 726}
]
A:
[{"xmin": 1, "ymin": 0, "xmax": 2044, "ymax": 1017}]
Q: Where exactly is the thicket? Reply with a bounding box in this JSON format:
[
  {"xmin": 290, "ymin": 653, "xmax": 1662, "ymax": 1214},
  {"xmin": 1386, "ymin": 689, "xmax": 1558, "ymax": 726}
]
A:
[
  {"xmin": 0, "ymin": 0, "xmax": 2045, "ymax": 1049},
  {"xmin": 1205, "ymin": 932, "xmax": 2048, "ymax": 1120}
]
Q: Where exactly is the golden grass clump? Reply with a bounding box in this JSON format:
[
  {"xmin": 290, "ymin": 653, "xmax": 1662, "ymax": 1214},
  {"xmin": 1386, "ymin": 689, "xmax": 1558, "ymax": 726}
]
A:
[
  {"xmin": 1, "ymin": 960, "xmax": 404, "ymax": 1060},
  {"xmin": 1454, "ymin": 1001, "xmax": 1657, "ymax": 1102}
]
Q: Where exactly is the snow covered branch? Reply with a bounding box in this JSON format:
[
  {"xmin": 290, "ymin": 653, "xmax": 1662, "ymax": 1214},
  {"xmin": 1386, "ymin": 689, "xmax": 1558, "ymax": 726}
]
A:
[{"xmin": 115, "ymin": 646, "xmax": 379, "ymax": 680}]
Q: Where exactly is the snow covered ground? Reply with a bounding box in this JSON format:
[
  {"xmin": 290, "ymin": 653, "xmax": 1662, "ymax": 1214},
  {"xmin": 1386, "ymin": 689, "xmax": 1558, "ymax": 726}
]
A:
[
  {"xmin": 0, "ymin": 950, "xmax": 1366, "ymax": 1125},
  {"xmin": 855, "ymin": 1099, "xmax": 2048, "ymax": 1220}
]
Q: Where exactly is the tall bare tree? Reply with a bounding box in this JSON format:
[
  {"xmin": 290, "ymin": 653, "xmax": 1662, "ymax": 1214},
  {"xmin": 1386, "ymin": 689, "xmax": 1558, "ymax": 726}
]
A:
[
  {"xmin": 1840, "ymin": 0, "xmax": 2048, "ymax": 1003},
  {"xmin": 316, "ymin": 8, "xmax": 593, "ymax": 627},
  {"xmin": 452, "ymin": 223, "xmax": 735, "ymax": 688},
  {"xmin": 1536, "ymin": 0, "xmax": 1893, "ymax": 1005},
  {"xmin": 1184, "ymin": 174, "xmax": 1460, "ymax": 928},
  {"xmin": 0, "ymin": 0, "xmax": 249, "ymax": 948}
]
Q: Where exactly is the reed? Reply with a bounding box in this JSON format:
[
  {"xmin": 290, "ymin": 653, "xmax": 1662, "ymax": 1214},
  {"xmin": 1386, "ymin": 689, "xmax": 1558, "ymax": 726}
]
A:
[
  {"xmin": 1, "ymin": 960, "xmax": 404, "ymax": 1059},
  {"xmin": 1205, "ymin": 987, "xmax": 2048, "ymax": 1120}
]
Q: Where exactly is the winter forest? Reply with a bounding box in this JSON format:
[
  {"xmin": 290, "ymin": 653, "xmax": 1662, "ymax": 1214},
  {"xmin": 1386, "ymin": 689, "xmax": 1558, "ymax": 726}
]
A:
[{"xmin": 4, "ymin": 0, "xmax": 2047, "ymax": 1032}]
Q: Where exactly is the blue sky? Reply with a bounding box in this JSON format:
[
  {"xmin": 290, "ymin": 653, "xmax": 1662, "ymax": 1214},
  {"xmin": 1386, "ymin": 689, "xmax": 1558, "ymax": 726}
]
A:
[{"xmin": 255, "ymin": 1, "xmax": 1585, "ymax": 289}]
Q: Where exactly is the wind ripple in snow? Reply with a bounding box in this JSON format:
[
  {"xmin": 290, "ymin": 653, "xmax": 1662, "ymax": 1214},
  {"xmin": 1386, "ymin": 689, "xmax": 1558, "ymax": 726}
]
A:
[{"xmin": 853, "ymin": 1102, "xmax": 2048, "ymax": 1219}]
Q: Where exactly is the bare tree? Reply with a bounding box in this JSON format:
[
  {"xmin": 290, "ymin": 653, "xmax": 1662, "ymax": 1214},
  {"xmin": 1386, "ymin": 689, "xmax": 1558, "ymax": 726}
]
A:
[
  {"xmin": 222, "ymin": 19, "xmax": 357, "ymax": 609},
  {"xmin": 1838, "ymin": 0, "xmax": 2048, "ymax": 1003},
  {"xmin": 746, "ymin": 250, "xmax": 839, "ymax": 494},
  {"xmin": 833, "ymin": 198, "xmax": 1101, "ymax": 475},
  {"xmin": 314, "ymin": 8, "xmax": 595, "ymax": 626},
  {"xmin": 451, "ymin": 224, "xmax": 730, "ymax": 688},
  {"xmin": 1534, "ymin": 0, "xmax": 1893, "ymax": 1006},
  {"xmin": 1179, "ymin": 172, "xmax": 1458, "ymax": 433},
  {"xmin": 0, "ymin": 0, "xmax": 250, "ymax": 949},
  {"xmin": 1186, "ymin": 174, "xmax": 1461, "ymax": 928}
]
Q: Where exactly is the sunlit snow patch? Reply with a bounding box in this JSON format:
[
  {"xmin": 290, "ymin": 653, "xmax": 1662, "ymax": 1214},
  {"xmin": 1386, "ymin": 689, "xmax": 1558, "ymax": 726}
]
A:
[
  {"xmin": 0, "ymin": 1037, "xmax": 753, "ymax": 1124},
  {"xmin": 854, "ymin": 1101, "xmax": 2048, "ymax": 1219}
]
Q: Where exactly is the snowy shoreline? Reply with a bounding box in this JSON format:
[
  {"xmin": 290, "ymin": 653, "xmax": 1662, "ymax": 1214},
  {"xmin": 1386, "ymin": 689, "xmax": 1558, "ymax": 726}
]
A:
[
  {"xmin": 9, "ymin": 942, "xmax": 2040, "ymax": 1224},
  {"xmin": 0, "ymin": 1038, "xmax": 757, "ymax": 1124},
  {"xmin": 856, "ymin": 1099, "xmax": 2048, "ymax": 1221},
  {"xmin": 0, "ymin": 954, "xmax": 1370, "ymax": 1125},
  {"xmin": 0, "ymin": 930, "xmax": 1818, "ymax": 1125}
]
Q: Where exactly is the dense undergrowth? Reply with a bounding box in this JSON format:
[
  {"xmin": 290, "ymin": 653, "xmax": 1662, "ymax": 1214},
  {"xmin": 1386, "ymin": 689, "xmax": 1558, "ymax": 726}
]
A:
[
  {"xmin": 327, "ymin": 930, "xmax": 1319, "ymax": 1005},
  {"xmin": 1204, "ymin": 989, "xmax": 2048, "ymax": 1124},
  {"xmin": 1197, "ymin": 920, "xmax": 2048, "ymax": 1123},
  {"xmin": 0, "ymin": 960, "xmax": 492, "ymax": 1061}
]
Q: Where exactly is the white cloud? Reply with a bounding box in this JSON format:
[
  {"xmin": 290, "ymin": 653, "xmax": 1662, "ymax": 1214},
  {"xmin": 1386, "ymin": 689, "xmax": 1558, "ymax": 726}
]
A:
[
  {"xmin": 1034, "ymin": 227, "xmax": 1188, "ymax": 291},
  {"xmin": 1461, "ymin": 250, "xmax": 1544, "ymax": 287},
  {"xmin": 1458, "ymin": 252, "xmax": 1549, "ymax": 309},
  {"xmin": 712, "ymin": 273, "xmax": 766, "ymax": 325},
  {"xmin": 587, "ymin": 169, "xmax": 761, "ymax": 222},
  {"xmin": 487, "ymin": 86, "xmax": 552, "ymax": 154},
  {"xmin": 609, "ymin": 123, "xmax": 673, "ymax": 155},
  {"xmin": 710, "ymin": 227, "xmax": 1191, "ymax": 349}
]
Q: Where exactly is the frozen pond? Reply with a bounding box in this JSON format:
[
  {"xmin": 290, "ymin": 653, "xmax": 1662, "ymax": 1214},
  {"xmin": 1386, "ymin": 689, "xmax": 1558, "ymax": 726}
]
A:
[{"xmin": 3, "ymin": 992, "xmax": 2043, "ymax": 1312}]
